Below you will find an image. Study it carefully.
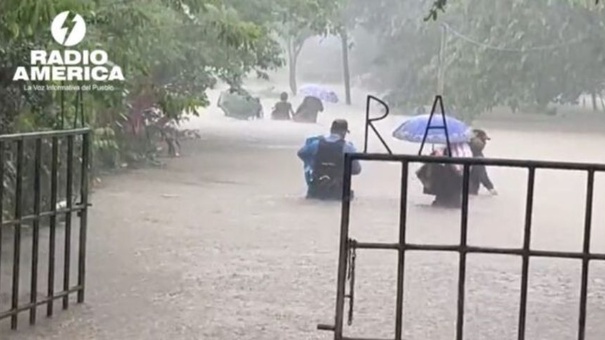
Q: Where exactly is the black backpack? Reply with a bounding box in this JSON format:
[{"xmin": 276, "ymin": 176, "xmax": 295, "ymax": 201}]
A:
[{"xmin": 309, "ymin": 137, "xmax": 346, "ymax": 199}]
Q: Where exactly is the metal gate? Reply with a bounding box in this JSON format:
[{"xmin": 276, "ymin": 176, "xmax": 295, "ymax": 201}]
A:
[
  {"xmin": 318, "ymin": 95, "xmax": 605, "ymax": 340},
  {"xmin": 317, "ymin": 150, "xmax": 605, "ymax": 340},
  {"xmin": 0, "ymin": 128, "xmax": 91, "ymax": 330}
]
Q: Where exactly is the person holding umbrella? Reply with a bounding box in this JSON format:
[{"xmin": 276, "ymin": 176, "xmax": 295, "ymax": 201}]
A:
[
  {"xmin": 469, "ymin": 129, "xmax": 497, "ymax": 196},
  {"xmin": 393, "ymin": 111, "xmax": 472, "ymax": 208},
  {"xmin": 294, "ymin": 96, "xmax": 324, "ymax": 123},
  {"xmin": 293, "ymin": 85, "xmax": 338, "ymax": 123}
]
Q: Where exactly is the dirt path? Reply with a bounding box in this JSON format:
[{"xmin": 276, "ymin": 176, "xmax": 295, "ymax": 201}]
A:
[{"xmin": 3, "ymin": 109, "xmax": 605, "ymax": 339}]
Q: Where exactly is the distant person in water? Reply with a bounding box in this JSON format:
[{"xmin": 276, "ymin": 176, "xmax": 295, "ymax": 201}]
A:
[
  {"xmin": 469, "ymin": 129, "xmax": 497, "ymax": 196},
  {"xmin": 297, "ymin": 119, "xmax": 361, "ymax": 200},
  {"xmin": 293, "ymin": 96, "xmax": 323, "ymax": 123},
  {"xmin": 271, "ymin": 92, "xmax": 294, "ymax": 120}
]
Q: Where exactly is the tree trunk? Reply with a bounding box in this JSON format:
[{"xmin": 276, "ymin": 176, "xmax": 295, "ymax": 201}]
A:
[
  {"xmin": 287, "ymin": 38, "xmax": 298, "ymax": 96},
  {"xmin": 340, "ymin": 30, "xmax": 352, "ymax": 105},
  {"xmin": 591, "ymin": 91, "xmax": 598, "ymax": 111}
]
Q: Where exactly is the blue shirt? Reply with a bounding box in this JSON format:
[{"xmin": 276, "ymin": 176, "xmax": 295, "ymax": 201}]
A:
[{"xmin": 297, "ymin": 134, "xmax": 362, "ymax": 185}]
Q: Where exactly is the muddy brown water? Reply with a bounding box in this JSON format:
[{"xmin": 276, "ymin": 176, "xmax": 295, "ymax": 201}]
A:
[{"xmin": 2, "ymin": 101, "xmax": 605, "ymax": 339}]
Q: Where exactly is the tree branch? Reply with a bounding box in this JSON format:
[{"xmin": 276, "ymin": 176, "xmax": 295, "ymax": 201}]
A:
[{"xmin": 426, "ymin": 0, "xmax": 601, "ymax": 21}]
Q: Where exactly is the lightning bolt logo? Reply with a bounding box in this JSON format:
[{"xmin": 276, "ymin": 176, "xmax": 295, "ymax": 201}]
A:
[
  {"xmin": 57, "ymin": 12, "xmax": 77, "ymax": 45},
  {"xmin": 51, "ymin": 11, "xmax": 86, "ymax": 47}
]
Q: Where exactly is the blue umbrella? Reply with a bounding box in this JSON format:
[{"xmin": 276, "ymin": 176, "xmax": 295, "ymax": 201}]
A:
[
  {"xmin": 299, "ymin": 84, "xmax": 339, "ymax": 103},
  {"xmin": 392, "ymin": 113, "xmax": 471, "ymax": 144}
]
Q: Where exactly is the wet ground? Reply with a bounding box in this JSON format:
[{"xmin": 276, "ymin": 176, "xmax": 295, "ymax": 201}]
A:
[{"xmin": 2, "ymin": 86, "xmax": 605, "ymax": 340}]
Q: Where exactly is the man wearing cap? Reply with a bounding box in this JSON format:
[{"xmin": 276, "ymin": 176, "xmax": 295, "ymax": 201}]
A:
[
  {"xmin": 469, "ymin": 129, "xmax": 497, "ymax": 196},
  {"xmin": 297, "ymin": 119, "xmax": 362, "ymax": 200}
]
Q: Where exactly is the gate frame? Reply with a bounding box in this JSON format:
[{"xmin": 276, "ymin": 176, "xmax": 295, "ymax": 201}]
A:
[
  {"xmin": 318, "ymin": 152, "xmax": 605, "ymax": 340},
  {"xmin": 0, "ymin": 128, "xmax": 92, "ymax": 330},
  {"xmin": 318, "ymin": 95, "xmax": 605, "ymax": 340}
]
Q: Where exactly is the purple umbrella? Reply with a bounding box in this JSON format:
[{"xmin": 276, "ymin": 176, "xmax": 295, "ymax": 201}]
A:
[
  {"xmin": 392, "ymin": 114, "xmax": 472, "ymax": 144},
  {"xmin": 299, "ymin": 84, "xmax": 339, "ymax": 103}
]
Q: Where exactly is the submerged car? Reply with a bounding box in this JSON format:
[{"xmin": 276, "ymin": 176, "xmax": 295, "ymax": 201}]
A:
[{"xmin": 217, "ymin": 88, "xmax": 263, "ymax": 120}]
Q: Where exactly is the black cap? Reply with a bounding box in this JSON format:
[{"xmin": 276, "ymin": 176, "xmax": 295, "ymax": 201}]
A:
[
  {"xmin": 473, "ymin": 129, "xmax": 490, "ymax": 141},
  {"xmin": 330, "ymin": 119, "xmax": 350, "ymax": 133}
]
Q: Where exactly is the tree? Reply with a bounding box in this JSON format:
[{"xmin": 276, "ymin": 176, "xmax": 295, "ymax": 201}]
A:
[
  {"xmin": 352, "ymin": 0, "xmax": 605, "ymax": 121},
  {"xmin": 0, "ymin": 0, "xmax": 284, "ymax": 157},
  {"xmin": 332, "ymin": 0, "xmax": 358, "ymax": 105},
  {"xmin": 276, "ymin": 24, "xmax": 313, "ymax": 95},
  {"xmin": 273, "ymin": 0, "xmax": 344, "ymax": 95},
  {"xmin": 426, "ymin": 0, "xmax": 602, "ymax": 20}
]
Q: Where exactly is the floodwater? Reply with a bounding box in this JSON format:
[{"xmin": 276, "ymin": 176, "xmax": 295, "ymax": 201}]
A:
[{"xmin": 2, "ymin": 83, "xmax": 605, "ymax": 340}]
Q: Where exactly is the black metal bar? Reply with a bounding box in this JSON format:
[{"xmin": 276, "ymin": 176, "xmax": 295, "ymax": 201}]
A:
[
  {"xmin": 63, "ymin": 135, "xmax": 74, "ymax": 310},
  {"xmin": 363, "ymin": 95, "xmax": 392, "ymax": 154},
  {"xmin": 11, "ymin": 139, "xmax": 24, "ymax": 330},
  {"xmin": 352, "ymin": 242, "xmax": 400, "ymax": 250},
  {"xmin": 394, "ymin": 162, "xmax": 408, "ymax": 340},
  {"xmin": 72, "ymin": 95, "xmax": 78, "ymax": 129},
  {"xmin": 318, "ymin": 324, "xmax": 336, "ymax": 331},
  {"xmin": 0, "ymin": 286, "xmax": 83, "ymax": 320},
  {"xmin": 438, "ymin": 96, "xmax": 452, "ymax": 156},
  {"xmin": 47, "ymin": 136, "xmax": 59, "ymax": 317},
  {"xmin": 0, "ymin": 141, "xmax": 4, "ymax": 296},
  {"xmin": 418, "ymin": 96, "xmax": 440, "ymax": 156},
  {"xmin": 349, "ymin": 242, "xmax": 605, "ymax": 260},
  {"xmin": 1, "ymin": 206, "xmax": 86, "ymax": 227},
  {"xmin": 0, "ymin": 128, "xmax": 91, "ymax": 142},
  {"xmin": 347, "ymin": 238, "xmax": 356, "ymax": 326},
  {"xmin": 73, "ymin": 88, "xmax": 83, "ymax": 129},
  {"xmin": 341, "ymin": 338, "xmax": 394, "ymax": 340},
  {"xmin": 364, "ymin": 96, "xmax": 370, "ymax": 153},
  {"xmin": 77, "ymin": 132, "xmax": 90, "ymax": 303},
  {"xmin": 517, "ymin": 167, "xmax": 536, "ymax": 340},
  {"xmin": 29, "ymin": 138, "xmax": 43, "ymax": 325},
  {"xmin": 79, "ymin": 89, "xmax": 85, "ymax": 127},
  {"xmin": 334, "ymin": 154, "xmax": 354, "ymax": 339},
  {"xmin": 60, "ymin": 85, "xmax": 65, "ymax": 129},
  {"xmin": 577, "ymin": 170, "xmax": 595, "ymax": 340},
  {"xmin": 455, "ymin": 164, "xmax": 470, "ymax": 340},
  {"xmin": 348, "ymin": 153, "xmax": 605, "ymax": 172}
]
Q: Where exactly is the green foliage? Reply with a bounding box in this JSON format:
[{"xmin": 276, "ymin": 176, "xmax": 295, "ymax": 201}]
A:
[
  {"xmin": 0, "ymin": 0, "xmax": 285, "ymax": 158},
  {"xmin": 269, "ymin": 0, "xmax": 346, "ymax": 94},
  {"xmin": 353, "ymin": 0, "xmax": 605, "ymax": 121},
  {"xmin": 0, "ymin": 0, "xmax": 293, "ymax": 218},
  {"xmin": 93, "ymin": 127, "xmax": 120, "ymax": 168}
]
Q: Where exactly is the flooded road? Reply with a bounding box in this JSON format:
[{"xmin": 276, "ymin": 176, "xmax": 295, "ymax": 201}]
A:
[{"xmin": 2, "ymin": 88, "xmax": 605, "ymax": 340}]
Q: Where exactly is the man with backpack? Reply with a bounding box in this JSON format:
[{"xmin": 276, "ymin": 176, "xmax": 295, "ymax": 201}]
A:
[{"xmin": 297, "ymin": 119, "xmax": 362, "ymax": 200}]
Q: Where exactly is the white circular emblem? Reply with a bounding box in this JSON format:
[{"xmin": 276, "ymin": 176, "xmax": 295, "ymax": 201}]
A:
[{"xmin": 51, "ymin": 11, "xmax": 87, "ymax": 47}]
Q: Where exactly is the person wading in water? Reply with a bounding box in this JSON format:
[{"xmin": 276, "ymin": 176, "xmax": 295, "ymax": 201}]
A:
[
  {"xmin": 271, "ymin": 92, "xmax": 294, "ymax": 120},
  {"xmin": 297, "ymin": 119, "xmax": 361, "ymax": 200},
  {"xmin": 469, "ymin": 129, "xmax": 497, "ymax": 196},
  {"xmin": 293, "ymin": 96, "xmax": 324, "ymax": 123}
]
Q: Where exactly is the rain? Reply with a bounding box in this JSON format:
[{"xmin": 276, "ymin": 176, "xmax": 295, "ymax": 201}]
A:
[{"xmin": 1, "ymin": 1, "xmax": 605, "ymax": 340}]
